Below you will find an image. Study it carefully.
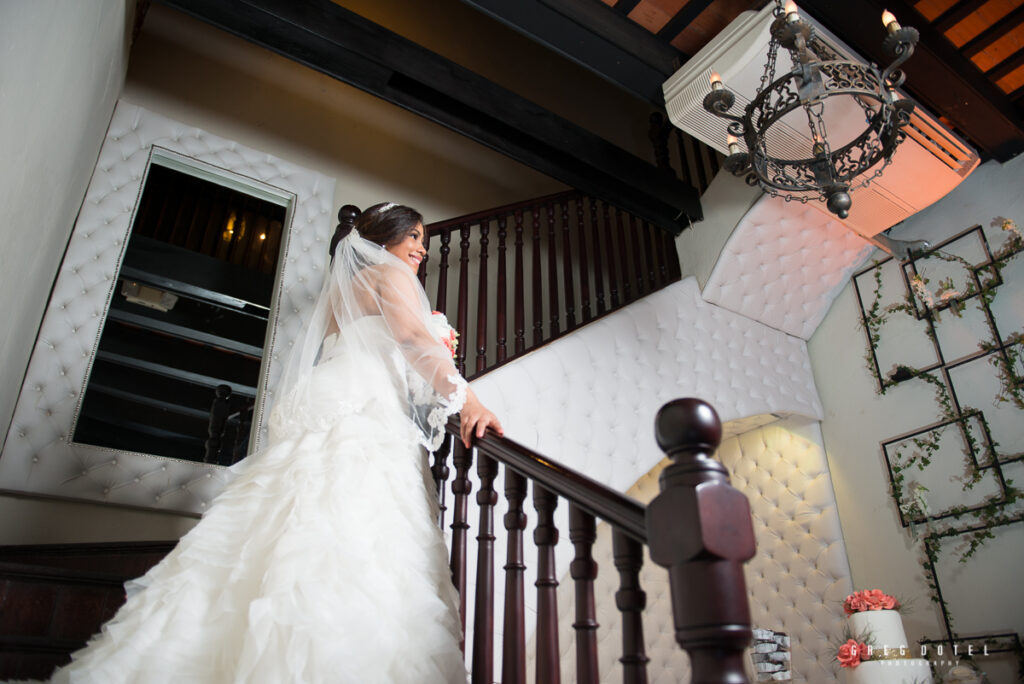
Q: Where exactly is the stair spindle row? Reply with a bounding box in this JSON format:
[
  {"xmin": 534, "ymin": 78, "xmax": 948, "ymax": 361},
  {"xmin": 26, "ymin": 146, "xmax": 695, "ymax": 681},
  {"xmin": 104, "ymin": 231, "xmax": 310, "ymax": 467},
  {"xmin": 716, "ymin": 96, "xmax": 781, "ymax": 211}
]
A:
[
  {"xmin": 432, "ymin": 398, "xmax": 755, "ymax": 684},
  {"xmin": 417, "ymin": 191, "xmax": 681, "ymax": 381}
]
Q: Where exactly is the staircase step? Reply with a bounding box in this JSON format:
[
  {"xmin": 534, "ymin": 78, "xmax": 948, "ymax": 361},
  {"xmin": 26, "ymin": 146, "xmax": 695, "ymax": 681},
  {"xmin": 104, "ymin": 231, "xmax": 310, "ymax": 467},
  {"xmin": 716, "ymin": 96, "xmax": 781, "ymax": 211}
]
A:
[{"xmin": 0, "ymin": 542, "xmax": 175, "ymax": 681}]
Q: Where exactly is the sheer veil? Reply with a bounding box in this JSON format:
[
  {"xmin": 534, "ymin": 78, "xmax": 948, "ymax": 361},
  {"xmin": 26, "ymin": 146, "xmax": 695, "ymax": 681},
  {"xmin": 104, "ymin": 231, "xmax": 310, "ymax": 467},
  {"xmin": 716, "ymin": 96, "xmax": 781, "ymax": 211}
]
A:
[{"xmin": 268, "ymin": 226, "xmax": 466, "ymax": 452}]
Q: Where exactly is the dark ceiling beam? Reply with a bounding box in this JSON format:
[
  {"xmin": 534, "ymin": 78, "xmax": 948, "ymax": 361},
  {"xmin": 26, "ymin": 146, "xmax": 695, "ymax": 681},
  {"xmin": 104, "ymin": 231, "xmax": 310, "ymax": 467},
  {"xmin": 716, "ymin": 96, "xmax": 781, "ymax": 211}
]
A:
[
  {"xmin": 461, "ymin": 0, "xmax": 682, "ymax": 104},
  {"xmin": 612, "ymin": 0, "xmax": 641, "ymax": 16},
  {"xmin": 656, "ymin": 0, "xmax": 713, "ymax": 42},
  {"xmin": 154, "ymin": 0, "xmax": 701, "ymax": 232},
  {"xmin": 986, "ymin": 47, "xmax": 1024, "ymax": 83},
  {"xmin": 932, "ymin": 0, "xmax": 987, "ymax": 34},
  {"xmin": 800, "ymin": 0, "xmax": 1024, "ymax": 161},
  {"xmin": 960, "ymin": 4, "xmax": 1024, "ymax": 59}
]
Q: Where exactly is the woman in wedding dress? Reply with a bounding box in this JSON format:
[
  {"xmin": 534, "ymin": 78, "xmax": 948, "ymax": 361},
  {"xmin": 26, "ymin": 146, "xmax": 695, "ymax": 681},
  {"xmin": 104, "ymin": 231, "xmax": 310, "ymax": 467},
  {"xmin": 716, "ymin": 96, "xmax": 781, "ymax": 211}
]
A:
[{"xmin": 46, "ymin": 202, "xmax": 503, "ymax": 684}]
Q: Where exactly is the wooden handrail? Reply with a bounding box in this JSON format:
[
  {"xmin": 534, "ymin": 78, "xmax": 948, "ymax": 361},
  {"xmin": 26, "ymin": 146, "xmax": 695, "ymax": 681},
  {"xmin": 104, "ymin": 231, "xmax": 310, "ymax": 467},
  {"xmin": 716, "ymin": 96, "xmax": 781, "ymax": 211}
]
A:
[
  {"xmin": 437, "ymin": 398, "xmax": 756, "ymax": 684},
  {"xmin": 443, "ymin": 419, "xmax": 647, "ymax": 542}
]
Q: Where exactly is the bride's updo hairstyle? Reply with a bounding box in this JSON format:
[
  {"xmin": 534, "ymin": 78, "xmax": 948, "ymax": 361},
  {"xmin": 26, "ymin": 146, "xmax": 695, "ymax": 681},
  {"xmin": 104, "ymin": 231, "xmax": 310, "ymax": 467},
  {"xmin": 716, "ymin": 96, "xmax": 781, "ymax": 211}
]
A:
[{"xmin": 353, "ymin": 202, "xmax": 424, "ymax": 246}]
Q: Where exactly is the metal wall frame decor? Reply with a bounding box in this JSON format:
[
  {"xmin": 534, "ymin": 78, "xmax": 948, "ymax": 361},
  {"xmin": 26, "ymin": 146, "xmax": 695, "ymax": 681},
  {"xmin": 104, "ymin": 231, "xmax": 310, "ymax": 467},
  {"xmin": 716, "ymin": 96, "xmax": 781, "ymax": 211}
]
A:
[{"xmin": 853, "ymin": 223, "xmax": 1024, "ymax": 678}]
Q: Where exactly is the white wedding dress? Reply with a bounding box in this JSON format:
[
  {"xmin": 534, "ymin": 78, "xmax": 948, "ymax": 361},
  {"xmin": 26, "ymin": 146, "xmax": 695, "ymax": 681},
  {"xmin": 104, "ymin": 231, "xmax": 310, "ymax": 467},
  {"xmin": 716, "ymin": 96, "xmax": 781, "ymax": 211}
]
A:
[{"xmin": 48, "ymin": 313, "xmax": 469, "ymax": 684}]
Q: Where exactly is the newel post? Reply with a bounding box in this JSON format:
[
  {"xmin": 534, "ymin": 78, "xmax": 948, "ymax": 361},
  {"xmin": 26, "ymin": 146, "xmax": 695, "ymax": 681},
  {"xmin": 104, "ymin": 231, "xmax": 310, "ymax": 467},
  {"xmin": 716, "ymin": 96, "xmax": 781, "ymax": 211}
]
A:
[{"xmin": 645, "ymin": 398, "xmax": 755, "ymax": 684}]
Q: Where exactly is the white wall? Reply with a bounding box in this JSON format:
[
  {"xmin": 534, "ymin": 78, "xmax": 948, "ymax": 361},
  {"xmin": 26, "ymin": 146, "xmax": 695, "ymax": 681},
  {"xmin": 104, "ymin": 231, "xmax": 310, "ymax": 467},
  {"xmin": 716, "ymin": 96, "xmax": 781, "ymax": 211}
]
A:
[
  {"xmin": 0, "ymin": 1, "xmax": 201, "ymax": 543},
  {"xmin": 0, "ymin": 0, "xmax": 131, "ymax": 456},
  {"xmin": 809, "ymin": 154, "xmax": 1024, "ymax": 683}
]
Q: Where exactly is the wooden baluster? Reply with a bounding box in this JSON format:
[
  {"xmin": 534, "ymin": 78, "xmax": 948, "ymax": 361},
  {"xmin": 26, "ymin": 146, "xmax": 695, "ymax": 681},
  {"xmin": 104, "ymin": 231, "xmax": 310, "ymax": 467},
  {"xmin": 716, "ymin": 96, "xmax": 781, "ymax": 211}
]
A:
[
  {"xmin": 547, "ymin": 203, "xmax": 560, "ymax": 337},
  {"xmin": 330, "ymin": 204, "xmax": 360, "ymax": 261},
  {"xmin": 560, "ymin": 197, "xmax": 576, "ymax": 330},
  {"xmin": 436, "ymin": 228, "xmax": 452, "ymax": 315},
  {"xmin": 589, "ymin": 196, "xmax": 606, "ymax": 317},
  {"xmin": 449, "ymin": 439, "xmax": 474, "ymax": 648},
  {"xmin": 648, "ymin": 398, "xmax": 755, "ymax": 683},
  {"xmin": 456, "ymin": 223, "xmax": 471, "ymax": 377},
  {"xmin": 630, "ymin": 215, "xmax": 645, "ymax": 297},
  {"xmin": 613, "ymin": 529, "xmax": 649, "ymax": 684},
  {"xmin": 502, "ymin": 468, "xmax": 528, "ymax": 684},
  {"xmin": 615, "ymin": 209, "xmax": 632, "ymax": 303},
  {"xmin": 648, "ymin": 111, "xmax": 674, "ymax": 175},
  {"xmin": 603, "ymin": 202, "xmax": 620, "ymax": 308},
  {"xmin": 532, "ymin": 208, "xmax": 544, "ymax": 347},
  {"xmin": 477, "ymin": 220, "xmax": 490, "ymax": 374},
  {"xmin": 473, "ymin": 454, "xmax": 499, "ymax": 684},
  {"xmin": 674, "ymin": 130, "xmax": 694, "ymax": 190},
  {"xmin": 642, "ymin": 220, "xmax": 656, "ymax": 292},
  {"xmin": 431, "ymin": 433, "xmax": 453, "ymax": 528},
  {"xmin": 534, "ymin": 484, "xmax": 560, "ymax": 684},
  {"xmin": 655, "ymin": 227, "xmax": 670, "ymax": 288},
  {"xmin": 569, "ymin": 505, "xmax": 599, "ymax": 684},
  {"xmin": 575, "ymin": 196, "xmax": 592, "ymax": 323},
  {"xmin": 496, "ymin": 215, "xmax": 508, "ymax": 364},
  {"xmin": 204, "ymin": 384, "xmax": 232, "ymax": 463},
  {"xmin": 418, "ymin": 229, "xmax": 430, "ymax": 287},
  {"xmin": 514, "ymin": 209, "xmax": 526, "ymax": 355}
]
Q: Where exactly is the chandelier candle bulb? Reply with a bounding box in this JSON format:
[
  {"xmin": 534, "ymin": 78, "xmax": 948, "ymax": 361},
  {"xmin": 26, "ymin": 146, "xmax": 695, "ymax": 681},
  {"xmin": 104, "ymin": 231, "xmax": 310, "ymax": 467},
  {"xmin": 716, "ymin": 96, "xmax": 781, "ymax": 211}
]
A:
[
  {"xmin": 882, "ymin": 10, "xmax": 901, "ymax": 34},
  {"xmin": 727, "ymin": 135, "xmax": 741, "ymax": 155},
  {"xmin": 784, "ymin": 1, "xmax": 799, "ymax": 23},
  {"xmin": 710, "ymin": 71, "xmax": 724, "ymax": 91}
]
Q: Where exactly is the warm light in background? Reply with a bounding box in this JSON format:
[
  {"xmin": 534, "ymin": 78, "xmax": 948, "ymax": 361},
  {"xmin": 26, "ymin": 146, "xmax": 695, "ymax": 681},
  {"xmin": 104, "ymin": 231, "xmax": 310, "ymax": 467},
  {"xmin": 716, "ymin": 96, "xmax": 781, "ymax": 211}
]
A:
[
  {"xmin": 221, "ymin": 212, "xmax": 236, "ymax": 242},
  {"xmin": 259, "ymin": 233, "xmax": 266, "ymax": 241}
]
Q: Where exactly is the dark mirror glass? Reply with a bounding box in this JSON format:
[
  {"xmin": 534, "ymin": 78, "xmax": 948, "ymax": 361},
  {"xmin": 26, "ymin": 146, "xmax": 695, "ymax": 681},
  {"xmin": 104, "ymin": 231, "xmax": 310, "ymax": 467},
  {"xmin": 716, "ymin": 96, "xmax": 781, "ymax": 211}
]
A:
[{"xmin": 73, "ymin": 161, "xmax": 287, "ymax": 465}]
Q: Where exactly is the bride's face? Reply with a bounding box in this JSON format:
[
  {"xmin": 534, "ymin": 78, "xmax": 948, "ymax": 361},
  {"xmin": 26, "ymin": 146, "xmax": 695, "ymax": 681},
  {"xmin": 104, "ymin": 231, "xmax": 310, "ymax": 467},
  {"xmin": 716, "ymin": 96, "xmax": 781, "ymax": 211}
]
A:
[{"xmin": 386, "ymin": 222, "xmax": 427, "ymax": 273}]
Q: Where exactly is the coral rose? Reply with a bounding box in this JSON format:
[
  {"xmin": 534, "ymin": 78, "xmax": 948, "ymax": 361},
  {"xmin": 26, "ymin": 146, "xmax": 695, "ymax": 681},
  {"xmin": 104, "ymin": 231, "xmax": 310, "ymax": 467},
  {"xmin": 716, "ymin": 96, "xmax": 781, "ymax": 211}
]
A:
[{"xmin": 837, "ymin": 639, "xmax": 868, "ymax": 668}]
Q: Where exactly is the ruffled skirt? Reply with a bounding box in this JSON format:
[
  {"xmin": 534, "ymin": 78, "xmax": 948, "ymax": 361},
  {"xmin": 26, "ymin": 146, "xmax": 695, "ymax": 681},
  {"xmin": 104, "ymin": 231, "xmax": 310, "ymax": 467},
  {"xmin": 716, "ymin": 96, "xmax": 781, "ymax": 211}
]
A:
[{"xmin": 50, "ymin": 402, "xmax": 466, "ymax": 683}]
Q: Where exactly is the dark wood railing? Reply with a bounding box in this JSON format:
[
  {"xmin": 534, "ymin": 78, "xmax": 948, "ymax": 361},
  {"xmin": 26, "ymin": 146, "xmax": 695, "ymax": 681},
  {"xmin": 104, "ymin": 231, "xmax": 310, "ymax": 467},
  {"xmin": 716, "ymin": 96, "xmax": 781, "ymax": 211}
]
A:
[
  {"xmin": 335, "ymin": 191, "xmax": 682, "ymax": 380},
  {"xmin": 648, "ymin": 111, "xmax": 726, "ymax": 201},
  {"xmin": 432, "ymin": 398, "xmax": 756, "ymax": 684}
]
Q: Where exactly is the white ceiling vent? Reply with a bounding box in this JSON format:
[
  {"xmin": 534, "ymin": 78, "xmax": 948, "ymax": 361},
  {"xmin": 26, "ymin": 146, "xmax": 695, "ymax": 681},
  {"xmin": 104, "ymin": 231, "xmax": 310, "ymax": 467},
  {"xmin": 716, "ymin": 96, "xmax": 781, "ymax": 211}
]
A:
[{"xmin": 663, "ymin": 4, "xmax": 980, "ymax": 239}]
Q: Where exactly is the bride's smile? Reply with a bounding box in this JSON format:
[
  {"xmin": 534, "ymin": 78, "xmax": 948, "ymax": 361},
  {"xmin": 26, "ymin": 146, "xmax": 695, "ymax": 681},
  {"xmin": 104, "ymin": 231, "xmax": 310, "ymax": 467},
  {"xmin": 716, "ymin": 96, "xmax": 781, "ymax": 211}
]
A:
[{"xmin": 387, "ymin": 223, "xmax": 427, "ymax": 272}]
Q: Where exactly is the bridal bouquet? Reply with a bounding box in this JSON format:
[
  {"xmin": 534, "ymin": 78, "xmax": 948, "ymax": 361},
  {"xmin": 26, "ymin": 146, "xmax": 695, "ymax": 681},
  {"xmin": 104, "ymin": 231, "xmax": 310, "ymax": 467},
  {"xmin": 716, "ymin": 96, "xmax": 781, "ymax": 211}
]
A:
[{"xmin": 431, "ymin": 311, "xmax": 459, "ymax": 358}]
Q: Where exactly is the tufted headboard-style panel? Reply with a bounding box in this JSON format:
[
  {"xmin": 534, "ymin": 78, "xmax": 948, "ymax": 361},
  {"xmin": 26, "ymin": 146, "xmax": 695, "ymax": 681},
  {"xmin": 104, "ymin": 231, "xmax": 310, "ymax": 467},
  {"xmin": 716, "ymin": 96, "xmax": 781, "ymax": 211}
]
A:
[
  {"xmin": 461, "ymin": 276, "xmax": 826, "ymax": 671},
  {"xmin": 0, "ymin": 102, "xmax": 335, "ymax": 514},
  {"xmin": 701, "ymin": 194, "xmax": 873, "ymax": 340},
  {"xmin": 470, "ymin": 275, "xmax": 824, "ymax": 492},
  {"xmin": 529, "ymin": 418, "xmax": 852, "ymax": 683}
]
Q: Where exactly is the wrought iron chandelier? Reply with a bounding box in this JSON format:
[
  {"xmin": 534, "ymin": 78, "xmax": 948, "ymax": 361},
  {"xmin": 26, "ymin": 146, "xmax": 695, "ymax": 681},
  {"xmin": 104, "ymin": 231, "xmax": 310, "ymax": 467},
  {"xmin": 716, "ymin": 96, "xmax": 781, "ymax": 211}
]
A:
[{"xmin": 703, "ymin": 1, "xmax": 920, "ymax": 219}]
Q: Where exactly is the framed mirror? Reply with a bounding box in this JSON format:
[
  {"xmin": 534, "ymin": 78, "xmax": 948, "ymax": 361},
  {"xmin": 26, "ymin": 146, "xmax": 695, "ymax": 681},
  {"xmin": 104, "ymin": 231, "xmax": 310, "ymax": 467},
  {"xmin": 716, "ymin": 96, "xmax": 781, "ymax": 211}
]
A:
[{"xmin": 0, "ymin": 102, "xmax": 335, "ymax": 514}]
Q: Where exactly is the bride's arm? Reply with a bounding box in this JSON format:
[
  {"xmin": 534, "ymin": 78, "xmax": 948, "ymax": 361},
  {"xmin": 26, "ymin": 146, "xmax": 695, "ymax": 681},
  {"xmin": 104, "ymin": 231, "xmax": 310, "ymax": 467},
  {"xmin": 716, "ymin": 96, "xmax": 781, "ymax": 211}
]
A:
[{"xmin": 375, "ymin": 266, "xmax": 503, "ymax": 446}]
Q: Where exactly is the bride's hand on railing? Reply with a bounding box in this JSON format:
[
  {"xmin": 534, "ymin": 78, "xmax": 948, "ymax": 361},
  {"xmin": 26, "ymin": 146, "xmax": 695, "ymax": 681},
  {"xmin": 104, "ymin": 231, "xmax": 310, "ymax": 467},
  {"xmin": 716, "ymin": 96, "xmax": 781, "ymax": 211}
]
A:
[{"xmin": 459, "ymin": 388, "xmax": 503, "ymax": 447}]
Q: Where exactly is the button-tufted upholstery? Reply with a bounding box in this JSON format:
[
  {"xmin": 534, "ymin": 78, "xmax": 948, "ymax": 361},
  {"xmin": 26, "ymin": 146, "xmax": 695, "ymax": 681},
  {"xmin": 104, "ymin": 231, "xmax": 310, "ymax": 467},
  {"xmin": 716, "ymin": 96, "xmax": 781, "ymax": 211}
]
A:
[
  {"xmin": 701, "ymin": 194, "xmax": 874, "ymax": 340},
  {"xmin": 0, "ymin": 102, "xmax": 335, "ymax": 514},
  {"xmin": 461, "ymin": 276, "xmax": 827, "ymax": 672},
  {"xmin": 526, "ymin": 419, "xmax": 852, "ymax": 683}
]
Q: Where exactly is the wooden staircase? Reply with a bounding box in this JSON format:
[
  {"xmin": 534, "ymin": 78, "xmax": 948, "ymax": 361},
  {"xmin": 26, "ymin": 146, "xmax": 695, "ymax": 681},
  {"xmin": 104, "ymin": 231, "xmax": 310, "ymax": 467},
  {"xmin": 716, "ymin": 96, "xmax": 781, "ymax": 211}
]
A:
[
  {"xmin": 0, "ymin": 193, "xmax": 756, "ymax": 683},
  {"xmin": 0, "ymin": 542, "xmax": 176, "ymax": 679}
]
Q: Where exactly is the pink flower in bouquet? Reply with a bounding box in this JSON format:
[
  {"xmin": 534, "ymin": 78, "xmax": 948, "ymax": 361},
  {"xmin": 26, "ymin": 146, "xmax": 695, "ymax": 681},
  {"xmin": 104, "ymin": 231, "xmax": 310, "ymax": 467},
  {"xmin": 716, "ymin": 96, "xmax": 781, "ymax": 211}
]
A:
[
  {"xmin": 432, "ymin": 311, "xmax": 458, "ymax": 359},
  {"xmin": 837, "ymin": 639, "xmax": 869, "ymax": 668}
]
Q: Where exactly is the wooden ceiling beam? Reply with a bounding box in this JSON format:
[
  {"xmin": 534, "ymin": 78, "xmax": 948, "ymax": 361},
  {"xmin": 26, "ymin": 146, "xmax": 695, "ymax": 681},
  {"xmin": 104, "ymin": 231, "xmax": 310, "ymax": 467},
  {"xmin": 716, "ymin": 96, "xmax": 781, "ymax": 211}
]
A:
[
  {"xmin": 800, "ymin": 0, "xmax": 1024, "ymax": 161},
  {"xmin": 960, "ymin": 4, "xmax": 1024, "ymax": 59},
  {"xmin": 986, "ymin": 47, "xmax": 1024, "ymax": 83},
  {"xmin": 153, "ymin": 0, "xmax": 701, "ymax": 232},
  {"xmin": 932, "ymin": 0, "xmax": 987, "ymax": 34},
  {"xmin": 462, "ymin": 0, "xmax": 682, "ymax": 103}
]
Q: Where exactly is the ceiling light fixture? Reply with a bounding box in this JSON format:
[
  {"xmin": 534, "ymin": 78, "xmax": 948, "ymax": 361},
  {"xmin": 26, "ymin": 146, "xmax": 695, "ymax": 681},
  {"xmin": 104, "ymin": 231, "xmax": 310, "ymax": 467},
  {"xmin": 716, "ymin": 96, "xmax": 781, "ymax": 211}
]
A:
[{"xmin": 702, "ymin": 1, "xmax": 919, "ymax": 219}]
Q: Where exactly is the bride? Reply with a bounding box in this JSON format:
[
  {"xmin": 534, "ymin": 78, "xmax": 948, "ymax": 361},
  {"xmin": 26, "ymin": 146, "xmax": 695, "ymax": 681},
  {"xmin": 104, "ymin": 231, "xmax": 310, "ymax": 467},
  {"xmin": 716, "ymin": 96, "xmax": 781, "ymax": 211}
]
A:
[{"xmin": 46, "ymin": 202, "xmax": 503, "ymax": 683}]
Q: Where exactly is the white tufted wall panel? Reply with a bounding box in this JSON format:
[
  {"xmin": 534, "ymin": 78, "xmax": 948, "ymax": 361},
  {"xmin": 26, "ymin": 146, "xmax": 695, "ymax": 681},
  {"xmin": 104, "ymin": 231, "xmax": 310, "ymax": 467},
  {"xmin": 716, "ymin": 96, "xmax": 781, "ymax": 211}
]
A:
[
  {"xmin": 701, "ymin": 194, "xmax": 874, "ymax": 340},
  {"xmin": 0, "ymin": 102, "xmax": 335, "ymax": 514},
  {"xmin": 527, "ymin": 418, "xmax": 852, "ymax": 683},
  {"xmin": 460, "ymin": 276, "xmax": 825, "ymax": 673}
]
